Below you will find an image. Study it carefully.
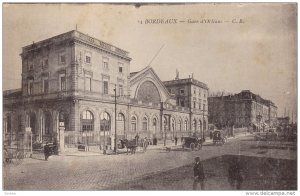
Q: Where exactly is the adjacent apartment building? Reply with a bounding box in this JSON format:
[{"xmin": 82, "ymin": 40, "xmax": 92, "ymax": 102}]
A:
[
  {"xmin": 208, "ymin": 90, "xmax": 277, "ymax": 130},
  {"xmin": 3, "ymin": 30, "xmax": 209, "ymax": 151}
]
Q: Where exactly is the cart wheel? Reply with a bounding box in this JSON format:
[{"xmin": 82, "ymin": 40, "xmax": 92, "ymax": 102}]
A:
[
  {"xmin": 190, "ymin": 143, "xmax": 195, "ymax": 151},
  {"xmin": 14, "ymin": 151, "xmax": 24, "ymax": 165}
]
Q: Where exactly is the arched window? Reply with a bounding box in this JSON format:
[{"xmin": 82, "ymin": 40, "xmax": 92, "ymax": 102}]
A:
[
  {"xmin": 192, "ymin": 119, "xmax": 197, "ymax": 131},
  {"xmin": 117, "ymin": 113, "xmax": 125, "ymax": 135},
  {"xmin": 199, "ymin": 120, "xmax": 202, "ymax": 132},
  {"xmin": 131, "ymin": 116, "xmax": 137, "ymax": 132},
  {"xmin": 171, "ymin": 118, "xmax": 176, "ymax": 132},
  {"xmin": 153, "ymin": 118, "xmax": 157, "ymax": 127},
  {"xmin": 100, "ymin": 112, "xmax": 111, "ymax": 132},
  {"xmin": 178, "ymin": 119, "xmax": 182, "ymax": 132},
  {"xmin": 81, "ymin": 110, "xmax": 94, "ymax": 131},
  {"xmin": 142, "ymin": 117, "xmax": 148, "ymax": 131},
  {"xmin": 184, "ymin": 120, "xmax": 188, "ymax": 132},
  {"xmin": 44, "ymin": 112, "xmax": 52, "ymax": 135}
]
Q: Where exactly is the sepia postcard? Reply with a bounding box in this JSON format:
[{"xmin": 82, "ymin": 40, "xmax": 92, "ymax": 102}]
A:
[{"xmin": 2, "ymin": 3, "xmax": 297, "ymax": 193}]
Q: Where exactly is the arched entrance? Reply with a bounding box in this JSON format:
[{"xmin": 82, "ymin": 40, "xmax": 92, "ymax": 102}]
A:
[
  {"xmin": 178, "ymin": 119, "xmax": 182, "ymax": 134},
  {"xmin": 27, "ymin": 112, "xmax": 38, "ymax": 142},
  {"xmin": 192, "ymin": 119, "xmax": 197, "ymax": 131},
  {"xmin": 100, "ymin": 112, "xmax": 111, "ymax": 148},
  {"xmin": 171, "ymin": 117, "xmax": 176, "ymax": 138},
  {"xmin": 117, "ymin": 113, "xmax": 125, "ymax": 138},
  {"xmin": 184, "ymin": 119, "xmax": 188, "ymax": 136},
  {"xmin": 42, "ymin": 111, "xmax": 53, "ymax": 142},
  {"xmin": 152, "ymin": 117, "xmax": 158, "ymax": 137}
]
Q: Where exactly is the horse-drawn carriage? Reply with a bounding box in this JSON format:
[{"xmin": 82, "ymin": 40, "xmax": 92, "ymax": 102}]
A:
[
  {"xmin": 212, "ymin": 130, "xmax": 227, "ymax": 145},
  {"xmin": 182, "ymin": 136, "xmax": 203, "ymax": 151},
  {"xmin": 119, "ymin": 138, "xmax": 148, "ymax": 154}
]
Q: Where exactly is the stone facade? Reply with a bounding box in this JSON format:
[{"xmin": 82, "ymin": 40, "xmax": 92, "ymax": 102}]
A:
[
  {"xmin": 208, "ymin": 90, "xmax": 278, "ymax": 130},
  {"xmin": 3, "ymin": 30, "xmax": 209, "ymax": 151}
]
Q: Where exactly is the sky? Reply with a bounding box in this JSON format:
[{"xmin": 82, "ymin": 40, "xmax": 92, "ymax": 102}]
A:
[{"xmin": 3, "ymin": 3, "xmax": 297, "ymax": 119}]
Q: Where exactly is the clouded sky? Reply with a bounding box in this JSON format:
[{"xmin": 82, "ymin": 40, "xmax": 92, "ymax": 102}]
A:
[{"xmin": 3, "ymin": 3, "xmax": 297, "ymax": 118}]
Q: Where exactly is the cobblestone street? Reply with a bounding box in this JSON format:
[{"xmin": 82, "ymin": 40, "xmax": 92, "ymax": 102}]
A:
[{"xmin": 3, "ymin": 135, "xmax": 297, "ymax": 190}]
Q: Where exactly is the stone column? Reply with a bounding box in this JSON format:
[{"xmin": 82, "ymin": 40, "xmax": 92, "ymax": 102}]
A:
[{"xmin": 59, "ymin": 126, "xmax": 65, "ymax": 153}]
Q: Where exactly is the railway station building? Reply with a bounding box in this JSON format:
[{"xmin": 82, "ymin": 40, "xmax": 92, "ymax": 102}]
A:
[{"xmin": 3, "ymin": 30, "xmax": 209, "ymax": 151}]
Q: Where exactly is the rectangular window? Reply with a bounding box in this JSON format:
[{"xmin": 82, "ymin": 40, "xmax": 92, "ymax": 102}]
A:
[
  {"xmin": 119, "ymin": 84, "xmax": 123, "ymax": 96},
  {"xmin": 59, "ymin": 73, "xmax": 66, "ymax": 91},
  {"xmin": 28, "ymin": 80, "xmax": 33, "ymax": 95},
  {"xmin": 45, "ymin": 59, "xmax": 48, "ymax": 67},
  {"xmin": 103, "ymin": 81, "xmax": 108, "ymax": 94},
  {"xmin": 59, "ymin": 53, "xmax": 66, "ymax": 64},
  {"xmin": 118, "ymin": 62, "xmax": 123, "ymax": 73},
  {"xmin": 194, "ymin": 88, "xmax": 196, "ymax": 95},
  {"xmin": 181, "ymin": 100, "xmax": 184, "ymax": 107},
  {"xmin": 42, "ymin": 59, "xmax": 49, "ymax": 68},
  {"xmin": 28, "ymin": 62, "xmax": 33, "ymax": 71},
  {"xmin": 193, "ymin": 101, "xmax": 196, "ymax": 108},
  {"xmin": 203, "ymin": 104, "xmax": 206, "ymax": 111},
  {"xmin": 40, "ymin": 59, "xmax": 44, "ymax": 67},
  {"xmin": 85, "ymin": 76, "xmax": 92, "ymax": 91},
  {"xmin": 131, "ymin": 122, "xmax": 137, "ymax": 132},
  {"xmin": 199, "ymin": 99, "xmax": 202, "ymax": 110},
  {"xmin": 142, "ymin": 122, "xmax": 147, "ymax": 131},
  {"xmin": 180, "ymin": 89, "xmax": 184, "ymax": 94},
  {"xmin": 103, "ymin": 57, "xmax": 109, "ymax": 69},
  {"xmin": 42, "ymin": 77, "xmax": 49, "ymax": 93},
  {"xmin": 85, "ymin": 56, "xmax": 91, "ymax": 64}
]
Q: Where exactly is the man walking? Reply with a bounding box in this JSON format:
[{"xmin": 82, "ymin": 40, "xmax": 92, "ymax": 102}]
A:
[
  {"xmin": 193, "ymin": 156, "xmax": 205, "ymax": 190},
  {"xmin": 44, "ymin": 142, "xmax": 51, "ymax": 161}
]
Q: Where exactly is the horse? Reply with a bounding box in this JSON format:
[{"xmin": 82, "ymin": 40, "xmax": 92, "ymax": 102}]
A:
[{"xmin": 119, "ymin": 139, "xmax": 137, "ymax": 155}]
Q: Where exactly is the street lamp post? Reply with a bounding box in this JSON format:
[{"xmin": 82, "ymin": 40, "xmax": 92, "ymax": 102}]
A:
[
  {"xmin": 202, "ymin": 109, "xmax": 205, "ymax": 140},
  {"xmin": 113, "ymin": 84, "xmax": 117, "ymax": 154}
]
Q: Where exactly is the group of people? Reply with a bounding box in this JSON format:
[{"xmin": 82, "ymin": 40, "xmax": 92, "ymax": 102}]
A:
[{"xmin": 193, "ymin": 156, "xmax": 243, "ymax": 190}]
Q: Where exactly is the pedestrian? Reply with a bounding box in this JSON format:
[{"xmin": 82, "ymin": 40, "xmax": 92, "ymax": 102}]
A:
[
  {"xmin": 153, "ymin": 137, "xmax": 157, "ymax": 145},
  {"xmin": 193, "ymin": 157, "xmax": 205, "ymax": 190},
  {"xmin": 44, "ymin": 142, "xmax": 51, "ymax": 161},
  {"xmin": 135, "ymin": 134, "xmax": 139, "ymax": 145},
  {"xmin": 228, "ymin": 156, "xmax": 243, "ymax": 190},
  {"xmin": 174, "ymin": 136, "xmax": 178, "ymax": 145}
]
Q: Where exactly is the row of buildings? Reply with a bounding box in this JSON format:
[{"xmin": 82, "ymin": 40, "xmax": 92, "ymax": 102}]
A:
[
  {"xmin": 3, "ymin": 30, "xmax": 277, "ymax": 151},
  {"xmin": 208, "ymin": 90, "xmax": 278, "ymax": 130}
]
